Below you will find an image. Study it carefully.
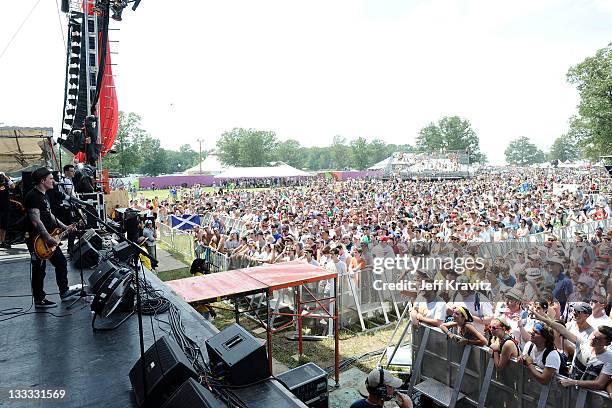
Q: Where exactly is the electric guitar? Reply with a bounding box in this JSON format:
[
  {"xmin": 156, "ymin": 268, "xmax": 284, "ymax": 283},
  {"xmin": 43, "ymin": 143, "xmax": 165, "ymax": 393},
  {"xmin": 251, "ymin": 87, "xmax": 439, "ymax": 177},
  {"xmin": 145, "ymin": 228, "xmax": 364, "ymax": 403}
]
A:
[{"xmin": 33, "ymin": 222, "xmax": 82, "ymax": 260}]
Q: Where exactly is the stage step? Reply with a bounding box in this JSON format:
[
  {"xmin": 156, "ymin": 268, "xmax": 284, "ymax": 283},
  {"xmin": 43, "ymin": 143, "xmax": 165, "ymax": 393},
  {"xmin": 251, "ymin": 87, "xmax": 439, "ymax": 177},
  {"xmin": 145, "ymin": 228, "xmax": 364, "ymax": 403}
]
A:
[{"xmin": 413, "ymin": 378, "xmax": 465, "ymax": 407}]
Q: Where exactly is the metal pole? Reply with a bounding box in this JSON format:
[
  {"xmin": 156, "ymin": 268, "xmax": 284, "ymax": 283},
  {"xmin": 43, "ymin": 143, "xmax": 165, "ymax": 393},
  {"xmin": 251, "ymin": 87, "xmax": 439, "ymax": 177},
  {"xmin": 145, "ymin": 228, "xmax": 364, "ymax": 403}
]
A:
[
  {"xmin": 197, "ymin": 139, "xmax": 203, "ymax": 174},
  {"xmin": 266, "ymin": 290, "xmax": 273, "ymax": 376},
  {"xmin": 334, "ymin": 276, "xmax": 340, "ymax": 387},
  {"xmin": 296, "ymin": 287, "xmax": 302, "ymax": 357}
]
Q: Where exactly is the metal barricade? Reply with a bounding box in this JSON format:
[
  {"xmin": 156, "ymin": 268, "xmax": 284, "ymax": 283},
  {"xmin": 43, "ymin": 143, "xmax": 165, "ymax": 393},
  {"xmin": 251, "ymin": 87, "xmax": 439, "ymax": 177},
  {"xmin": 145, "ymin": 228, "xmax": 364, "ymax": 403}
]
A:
[
  {"xmin": 338, "ymin": 266, "xmax": 395, "ymax": 331},
  {"xmin": 410, "ymin": 324, "xmax": 612, "ymax": 408},
  {"xmin": 158, "ymin": 223, "xmax": 195, "ymax": 260}
]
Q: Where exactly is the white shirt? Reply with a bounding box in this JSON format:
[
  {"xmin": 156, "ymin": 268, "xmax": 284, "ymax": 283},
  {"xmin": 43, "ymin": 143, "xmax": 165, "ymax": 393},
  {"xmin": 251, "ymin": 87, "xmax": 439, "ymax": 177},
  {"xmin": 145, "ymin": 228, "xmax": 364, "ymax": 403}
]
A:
[
  {"xmin": 586, "ymin": 314, "xmax": 612, "ymax": 330},
  {"xmin": 414, "ymin": 296, "xmax": 447, "ymax": 322},
  {"xmin": 448, "ymin": 292, "xmax": 493, "ymax": 333},
  {"xmin": 574, "ymin": 337, "xmax": 612, "ymax": 376},
  {"xmin": 523, "ymin": 341, "xmax": 561, "ymax": 372}
]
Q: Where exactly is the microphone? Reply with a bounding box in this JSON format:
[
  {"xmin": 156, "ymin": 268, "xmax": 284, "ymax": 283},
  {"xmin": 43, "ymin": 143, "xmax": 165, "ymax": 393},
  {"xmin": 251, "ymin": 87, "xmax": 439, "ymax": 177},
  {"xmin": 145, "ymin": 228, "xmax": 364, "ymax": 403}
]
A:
[{"xmin": 63, "ymin": 193, "xmax": 94, "ymax": 208}]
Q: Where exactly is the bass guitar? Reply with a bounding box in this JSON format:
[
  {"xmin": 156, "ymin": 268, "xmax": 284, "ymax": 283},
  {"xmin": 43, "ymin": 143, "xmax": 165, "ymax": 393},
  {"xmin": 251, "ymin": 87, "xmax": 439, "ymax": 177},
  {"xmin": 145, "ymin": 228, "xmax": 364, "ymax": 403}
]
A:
[{"xmin": 33, "ymin": 222, "xmax": 81, "ymax": 260}]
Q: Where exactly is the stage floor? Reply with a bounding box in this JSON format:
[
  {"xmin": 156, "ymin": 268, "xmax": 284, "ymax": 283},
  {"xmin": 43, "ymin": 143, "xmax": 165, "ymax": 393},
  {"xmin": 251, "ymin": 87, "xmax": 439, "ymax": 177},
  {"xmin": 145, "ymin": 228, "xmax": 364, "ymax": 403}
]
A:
[{"xmin": 0, "ymin": 251, "xmax": 219, "ymax": 407}]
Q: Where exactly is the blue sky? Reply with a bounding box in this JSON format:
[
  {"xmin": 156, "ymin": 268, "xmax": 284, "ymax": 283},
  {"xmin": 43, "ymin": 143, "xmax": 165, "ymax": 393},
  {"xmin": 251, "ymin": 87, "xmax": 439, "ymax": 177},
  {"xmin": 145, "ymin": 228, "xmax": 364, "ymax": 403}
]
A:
[{"xmin": 0, "ymin": 0, "xmax": 610, "ymax": 164}]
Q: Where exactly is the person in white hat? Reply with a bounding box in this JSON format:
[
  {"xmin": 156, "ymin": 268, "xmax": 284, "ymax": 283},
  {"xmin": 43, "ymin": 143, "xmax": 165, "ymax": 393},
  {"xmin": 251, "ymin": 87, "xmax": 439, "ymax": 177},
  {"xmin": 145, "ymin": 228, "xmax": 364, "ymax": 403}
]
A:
[{"xmin": 350, "ymin": 367, "xmax": 412, "ymax": 408}]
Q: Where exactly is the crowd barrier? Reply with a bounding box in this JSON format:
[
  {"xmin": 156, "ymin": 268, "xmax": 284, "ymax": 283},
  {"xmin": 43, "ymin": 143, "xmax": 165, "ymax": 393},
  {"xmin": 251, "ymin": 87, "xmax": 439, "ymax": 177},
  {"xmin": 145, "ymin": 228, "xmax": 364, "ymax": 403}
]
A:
[
  {"xmin": 409, "ymin": 323, "xmax": 612, "ymax": 408},
  {"xmin": 158, "ymin": 223, "xmax": 196, "ymax": 260},
  {"xmin": 479, "ymin": 218, "xmax": 611, "ymax": 260},
  {"xmin": 199, "ymin": 212, "xmax": 248, "ymax": 235}
]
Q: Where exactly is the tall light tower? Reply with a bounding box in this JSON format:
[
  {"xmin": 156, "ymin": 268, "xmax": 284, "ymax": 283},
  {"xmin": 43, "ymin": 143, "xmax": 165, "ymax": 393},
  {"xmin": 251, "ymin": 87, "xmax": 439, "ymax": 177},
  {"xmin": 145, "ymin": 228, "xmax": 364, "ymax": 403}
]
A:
[{"xmin": 196, "ymin": 138, "xmax": 204, "ymax": 174}]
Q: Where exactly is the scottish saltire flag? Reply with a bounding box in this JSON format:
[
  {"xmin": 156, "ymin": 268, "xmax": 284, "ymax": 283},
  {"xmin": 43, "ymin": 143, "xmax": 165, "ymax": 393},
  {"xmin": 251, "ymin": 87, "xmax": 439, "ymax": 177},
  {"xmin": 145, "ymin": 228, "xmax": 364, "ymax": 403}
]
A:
[{"xmin": 170, "ymin": 214, "xmax": 201, "ymax": 230}]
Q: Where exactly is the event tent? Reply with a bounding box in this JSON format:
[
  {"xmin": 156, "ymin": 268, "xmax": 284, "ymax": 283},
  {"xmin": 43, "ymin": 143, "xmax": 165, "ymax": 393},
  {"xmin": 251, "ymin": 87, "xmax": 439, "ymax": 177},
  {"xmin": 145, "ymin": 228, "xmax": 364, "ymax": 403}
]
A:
[
  {"xmin": 185, "ymin": 151, "xmax": 227, "ymax": 175},
  {"xmin": 214, "ymin": 162, "xmax": 312, "ymax": 179},
  {"xmin": 0, "ymin": 127, "xmax": 55, "ymax": 172}
]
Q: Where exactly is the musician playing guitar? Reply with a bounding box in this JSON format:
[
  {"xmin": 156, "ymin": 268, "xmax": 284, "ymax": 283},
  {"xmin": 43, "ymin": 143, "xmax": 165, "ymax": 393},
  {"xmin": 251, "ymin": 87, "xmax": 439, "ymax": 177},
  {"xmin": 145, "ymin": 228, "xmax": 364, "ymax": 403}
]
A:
[{"xmin": 25, "ymin": 167, "xmax": 80, "ymax": 308}]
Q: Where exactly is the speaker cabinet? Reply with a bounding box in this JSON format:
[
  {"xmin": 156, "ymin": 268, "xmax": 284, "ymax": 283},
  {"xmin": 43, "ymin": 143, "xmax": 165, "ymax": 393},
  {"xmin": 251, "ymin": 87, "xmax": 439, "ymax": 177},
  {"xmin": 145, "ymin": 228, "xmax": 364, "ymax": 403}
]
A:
[
  {"xmin": 112, "ymin": 240, "xmax": 139, "ymax": 262},
  {"xmin": 205, "ymin": 323, "xmax": 269, "ymax": 386},
  {"xmin": 160, "ymin": 378, "xmax": 225, "ymax": 408},
  {"xmin": 129, "ymin": 335, "xmax": 198, "ymax": 408},
  {"xmin": 72, "ymin": 229, "xmax": 103, "ymax": 256},
  {"xmin": 71, "ymin": 241, "xmax": 99, "ymax": 269},
  {"xmin": 276, "ymin": 363, "xmax": 328, "ymax": 408},
  {"xmin": 88, "ymin": 260, "xmax": 130, "ymax": 294}
]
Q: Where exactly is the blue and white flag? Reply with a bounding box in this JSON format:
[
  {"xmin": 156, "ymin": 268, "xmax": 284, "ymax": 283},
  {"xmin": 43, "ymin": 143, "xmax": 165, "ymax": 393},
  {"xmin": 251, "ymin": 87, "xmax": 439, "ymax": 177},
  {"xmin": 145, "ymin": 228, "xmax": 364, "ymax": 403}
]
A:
[{"xmin": 170, "ymin": 214, "xmax": 201, "ymax": 230}]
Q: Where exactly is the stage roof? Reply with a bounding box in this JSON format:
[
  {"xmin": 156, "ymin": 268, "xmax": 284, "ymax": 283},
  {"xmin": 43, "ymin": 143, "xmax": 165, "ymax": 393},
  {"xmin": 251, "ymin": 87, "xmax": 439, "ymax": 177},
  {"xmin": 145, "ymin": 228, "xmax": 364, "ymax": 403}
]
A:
[
  {"xmin": 166, "ymin": 260, "xmax": 336, "ymax": 303},
  {"xmin": 0, "ymin": 127, "xmax": 54, "ymax": 172}
]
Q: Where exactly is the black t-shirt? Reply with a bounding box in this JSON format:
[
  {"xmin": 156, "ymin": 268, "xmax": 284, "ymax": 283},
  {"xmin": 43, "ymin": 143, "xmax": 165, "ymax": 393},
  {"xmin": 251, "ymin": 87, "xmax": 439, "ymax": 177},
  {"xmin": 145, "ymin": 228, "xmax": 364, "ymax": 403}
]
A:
[
  {"xmin": 350, "ymin": 399, "xmax": 381, "ymax": 408},
  {"xmin": 24, "ymin": 188, "xmax": 57, "ymax": 234},
  {"xmin": 0, "ymin": 175, "xmax": 10, "ymax": 209}
]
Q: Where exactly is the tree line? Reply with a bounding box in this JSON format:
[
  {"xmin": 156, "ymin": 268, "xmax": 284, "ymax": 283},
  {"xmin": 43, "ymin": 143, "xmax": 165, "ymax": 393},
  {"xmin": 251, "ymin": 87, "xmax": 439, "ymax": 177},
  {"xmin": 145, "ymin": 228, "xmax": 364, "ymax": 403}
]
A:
[
  {"xmin": 505, "ymin": 42, "xmax": 611, "ymax": 165},
  {"xmin": 103, "ymin": 42, "xmax": 609, "ymax": 174}
]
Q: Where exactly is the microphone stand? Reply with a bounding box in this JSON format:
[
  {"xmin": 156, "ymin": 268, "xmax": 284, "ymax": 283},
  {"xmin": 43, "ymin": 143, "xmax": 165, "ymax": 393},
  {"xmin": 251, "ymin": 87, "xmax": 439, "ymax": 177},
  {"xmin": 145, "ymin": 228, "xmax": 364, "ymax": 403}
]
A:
[
  {"xmin": 67, "ymin": 201, "xmax": 89, "ymax": 309},
  {"xmin": 76, "ymin": 203, "xmax": 157, "ymax": 407}
]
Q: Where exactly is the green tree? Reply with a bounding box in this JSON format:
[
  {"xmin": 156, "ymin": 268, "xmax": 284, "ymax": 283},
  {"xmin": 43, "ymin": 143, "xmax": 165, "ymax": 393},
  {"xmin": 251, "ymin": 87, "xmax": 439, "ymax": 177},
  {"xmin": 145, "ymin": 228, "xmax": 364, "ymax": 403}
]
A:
[
  {"xmin": 548, "ymin": 135, "xmax": 581, "ymax": 163},
  {"xmin": 103, "ymin": 111, "xmax": 146, "ymax": 175},
  {"xmin": 216, "ymin": 128, "xmax": 278, "ymax": 166},
  {"xmin": 504, "ymin": 137, "xmax": 546, "ymax": 165},
  {"xmin": 329, "ymin": 135, "xmax": 350, "ymax": 170},
  {"xmin": 275, "ymin": 139, "xmax": 304, "ymax": 169},
  {"xmin": 349, "ymin": 137, "xmax": 369, "ymax": 170},
  {"xmin": 416, "ymin": 116, "xmax": 485, "ymax": 163},
  {"xmin": 566, "ymin": 42, "xmax": 612, "ymax": 160},
  {"xmin": 139, "ymin": 135, "xmax": 168, "ymax": 176},
  {"xmin": 367, "ymin": 138, "xmax": 391, "ymax": 166}
]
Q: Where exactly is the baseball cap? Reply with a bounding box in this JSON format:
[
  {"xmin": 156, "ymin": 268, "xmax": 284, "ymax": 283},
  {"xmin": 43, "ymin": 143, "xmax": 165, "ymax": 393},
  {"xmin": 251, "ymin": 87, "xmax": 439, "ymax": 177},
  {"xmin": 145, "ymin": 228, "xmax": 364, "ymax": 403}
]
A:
[
  {"xmin": 573, "ymin": 302, "xmax": 593, "ymax": 314},
  {"xmin": 366, "ymin": 368, "xmax": 403, "ymax": 389}
]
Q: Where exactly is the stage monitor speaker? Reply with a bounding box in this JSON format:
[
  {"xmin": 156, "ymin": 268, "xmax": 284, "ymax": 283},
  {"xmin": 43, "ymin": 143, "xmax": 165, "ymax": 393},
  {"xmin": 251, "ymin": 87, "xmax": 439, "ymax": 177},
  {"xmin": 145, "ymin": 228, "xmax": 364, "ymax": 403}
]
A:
[
  {"xmin": 205, "ymin": 323, "xmax": 269, "ymax": 386},
  {"xmin": 228, "ymin": 378, "xmax": 307, "ymax": 408},
  {"xmin": 276, "ymin": 363, "xmax": 328, "ymax": 408},
  {"xmin": 160, "ymin": 378, "xmax": 225, "ymax": 408},
  {"xmin": 88, "ymin": 259, "xmax": 130, "ymax": 294},
  {"xmin": 112, "ymin": 240, "xmax": 139, "ymax": 262},
  {"xmin": 72, "ymin": 229, "xmax": 103, "ymax": 256},
  {"xmin": 129, "ymin": 335, "xmax": 198, "ymax": 408},
  {"xmin": 72, "ymin": 241, "xmax": 99, "ymax": 269}
]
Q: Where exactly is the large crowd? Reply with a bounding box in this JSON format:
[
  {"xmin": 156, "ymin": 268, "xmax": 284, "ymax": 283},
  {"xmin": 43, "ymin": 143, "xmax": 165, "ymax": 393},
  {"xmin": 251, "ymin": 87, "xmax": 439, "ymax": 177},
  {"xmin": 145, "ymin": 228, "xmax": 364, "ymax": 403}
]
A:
[{"xmin": 129, "ymin": 167, "xmax": 612, "ymax": 393}]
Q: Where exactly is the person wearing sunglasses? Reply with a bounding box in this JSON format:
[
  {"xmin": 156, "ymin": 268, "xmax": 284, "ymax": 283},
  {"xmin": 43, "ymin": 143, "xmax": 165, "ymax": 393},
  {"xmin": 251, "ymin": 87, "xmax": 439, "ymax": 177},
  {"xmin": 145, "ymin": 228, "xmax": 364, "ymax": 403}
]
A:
[
  {"xmin": 587, "ymin": 288, "xmax": 612, "ymax": 329},
  {"xmin": 558, "ymin": 325, "xmax": 612, "ymax": 391},
  {"xmin": 487, "ymin": 317, "xmax": 519, "ymax": 370},
  {"xmin": 518, "ymin": 322, "xmax": 562, "ymax": 385},
  {"xmin": 530, "ymin": 303, "xmax": 595, "ymax": 366}
]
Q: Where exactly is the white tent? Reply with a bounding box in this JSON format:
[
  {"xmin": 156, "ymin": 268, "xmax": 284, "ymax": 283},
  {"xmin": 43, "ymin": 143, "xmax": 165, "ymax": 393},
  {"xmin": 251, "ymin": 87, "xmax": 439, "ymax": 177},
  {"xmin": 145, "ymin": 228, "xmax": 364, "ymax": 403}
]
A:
[
  {"xmin": 185, "ymin": 152, "xmax": 227, "ymax": 175},
  {"xmin": 214, "ymin": 162, "xmax": 312, "ymax": 179}
]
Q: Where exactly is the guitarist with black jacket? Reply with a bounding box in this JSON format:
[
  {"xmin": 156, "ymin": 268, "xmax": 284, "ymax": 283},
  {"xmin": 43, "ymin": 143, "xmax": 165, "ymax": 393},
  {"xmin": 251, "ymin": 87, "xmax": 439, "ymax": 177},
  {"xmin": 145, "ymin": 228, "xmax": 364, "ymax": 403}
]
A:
[{"xmin": 24, "ymin": 167, "xmax": 79, "ymax": 308}]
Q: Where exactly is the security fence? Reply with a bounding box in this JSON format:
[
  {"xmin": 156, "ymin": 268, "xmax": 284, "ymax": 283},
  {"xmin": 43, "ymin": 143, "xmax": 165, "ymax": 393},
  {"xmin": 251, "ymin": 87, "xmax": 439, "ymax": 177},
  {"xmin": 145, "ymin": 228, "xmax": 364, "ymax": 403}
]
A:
[
  {"xmin": 199, "ymin": 212, "xmax": 248, "ymax": 235},
  {"xmin": 479, "ymin": 218, "xmax": 611, "ymax": 259},
  {"xmin": 158, "ymin": 223, "xmax": 195, "ymax": 260},
  {"xmin": 409, "ymin": 323, "xmax": 612, "ymax": 408}
]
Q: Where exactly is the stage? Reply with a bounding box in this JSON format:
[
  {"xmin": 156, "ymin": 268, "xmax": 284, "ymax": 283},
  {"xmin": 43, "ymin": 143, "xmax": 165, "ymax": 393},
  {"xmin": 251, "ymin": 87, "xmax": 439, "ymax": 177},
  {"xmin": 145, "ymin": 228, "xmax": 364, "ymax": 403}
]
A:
[{"xmin": 0, "ymin": 249, "xmax": 219, "ymax": 407}]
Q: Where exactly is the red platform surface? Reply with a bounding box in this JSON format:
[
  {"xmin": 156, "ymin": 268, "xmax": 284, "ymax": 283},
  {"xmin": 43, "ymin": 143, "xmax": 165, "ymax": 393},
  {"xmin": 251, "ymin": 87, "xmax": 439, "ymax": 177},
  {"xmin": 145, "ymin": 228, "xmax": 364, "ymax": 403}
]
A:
[{"xmin": 166, "ymin": 260, "xmax": 336, "ymax": 303}]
